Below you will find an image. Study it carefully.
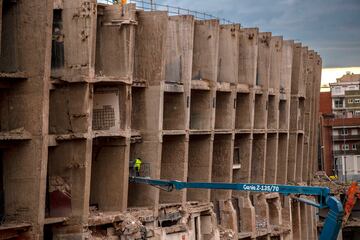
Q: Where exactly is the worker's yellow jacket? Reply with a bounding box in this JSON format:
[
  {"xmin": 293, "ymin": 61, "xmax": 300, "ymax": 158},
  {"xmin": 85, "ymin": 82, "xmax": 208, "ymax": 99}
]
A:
[{"xmin": 135, "ymin": 158, "xmax": 142, "ymax": 171}]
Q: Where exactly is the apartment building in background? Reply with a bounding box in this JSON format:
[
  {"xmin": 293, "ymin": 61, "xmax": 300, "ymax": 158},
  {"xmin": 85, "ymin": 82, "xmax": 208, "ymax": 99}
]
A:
[{"xmin": 320, "ymin": 73, "xmax": 360, "ymax": 181}]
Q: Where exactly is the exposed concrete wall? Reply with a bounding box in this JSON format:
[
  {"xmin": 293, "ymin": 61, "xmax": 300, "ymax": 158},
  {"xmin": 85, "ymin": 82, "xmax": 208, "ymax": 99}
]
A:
[
  {"xmin": 251, "ymin": 134, "xmax": 266, "ymax": 184},
  {"xmin": 187, "ymin": 134, "xmax": 212, "ymax": 202},
  {"xmin": 211, "ymin": 134, "xmax": 233, "ymax": 200},
  {"xmin": 238, "ymin": 28, "xmax": 258, "ymax": 87},
  {"xmin": 95, "ymin": 4, "xmax": 136, "ymax": 82},
  {"xmin": 265, "ymin": 133, "xmax": 278, "ymax": 184},
  {"xmin": 165, "ymin": 15, "xmax": 194, "ymax": 85},
  {"xmin": 215, "ymin": 92, "xmax": 234, "ymax": 130},
  {"xmin": 190, "ymin": 90, "xmax": 212, "ymax": 130},
  {"xmin": 277, "ymin": 133, "xmax": 289, "ymax": 184},
  {"xmin": 257, "ymin": 32, "xmax": 271, "ymax": 89},
  {"xmin": 235, "ymin": 93, "xmax": 253, "ymax": 130},
  {"xmin": 0, "ymin": 1, "xmax": 53, "ymax": 239},
  {"xmin": 218, "ymin": 24, "xmax": 240, "ymax": 84},
  {"xmin": 192, "ymin": 20, "xmax": 219, "ymax": 82},
  {"xmin": 160, "ymin": 135, "xmax": 187, "ymax": 203},
  {"xmin": 90, "ymin": 139, "xmax": 128, "ymax": 211},
  {"xmin": 134, "ymin": 11, "xmax": 167, "ymax": 85},
  {"xmin": 0, "ymin": 1, "xmax": 323, "ymax": 239},
  {"xmin": 269, "ymin": 36, "xmax": 283, "ymax": 92},
  {"xmin": 55, "ymin": 0, "xmax": 97, "ymax": 82},
  {"xmin": 48, "ymin": 140, "xmax": 92, "ymax": 221}
]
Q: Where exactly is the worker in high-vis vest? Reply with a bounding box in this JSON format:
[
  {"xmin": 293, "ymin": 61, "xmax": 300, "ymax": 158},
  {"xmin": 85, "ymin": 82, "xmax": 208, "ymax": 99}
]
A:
[{"xmin": 134, "ymin": 158, "xmax": 142, "ymax": 176}]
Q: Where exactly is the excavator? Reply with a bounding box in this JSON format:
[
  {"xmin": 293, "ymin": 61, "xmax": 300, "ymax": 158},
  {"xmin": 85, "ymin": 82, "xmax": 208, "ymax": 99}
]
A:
[
  {"xmin": 129, "ymin": 176, "xmax": 343, "ymax": 240},
  {"xmin": 342, "ymin": 181, "xmax": 360, "ymax": 226}
]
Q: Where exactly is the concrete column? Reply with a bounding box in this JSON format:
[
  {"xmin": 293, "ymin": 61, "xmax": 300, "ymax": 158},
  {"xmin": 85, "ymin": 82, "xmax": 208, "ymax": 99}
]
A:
[
  {"xmin": 287, "ymin": 132, "xmax": 298, "ymax": 183},
  {"xmin": 160, "ymin": 135, "xmax": 187, "ymax": 204},
  {"xmin": 303, "ymin": 50, "xmax": 315, "ymax": 182},
  {"xmin": 95, "ymin": 4, "xmax": 136, "ymax": 82},
  {"xmin": 0, "ymin": 1, "xmax": 53, "ymax": 238},
  {"xmin": 187, "ymin": 134, "xmax": 213, "ymax": 202},
  {"xmin": 211, "ymin": 134, "xmax": 236, "ymax": 235},
  {"xmin": 218, "ymin": 24, "xmax": 240, "ymax": 84},
  {"xmin": 295, "ymin": 133, "xmax": 304, "ymax": 182},
  {"xmin": 238, "ymin": 28, "xmax": 258, "ymax": 88},
  {"xmin": 134, "ymin": 11, "xmax": 167, "ymax": 85},
  {"xmin": 300, "ymin": 203, "xmax": 309, "ymax": 239},
  {"xmin": 279, "ymin": 40, "xmax": 294, "ymax": 131},
  {"xmin": 129, "ymin": 10, "xmax": 168, "ymax": 208},
  {"xmin": 57, "ymin": 0, "xmax": 97, "ymax": 82},
  {"xmin": 265, "ymin": 133, "xmax": 278, "ymax": 184},
  {"xmin": 192, "ymin": 19, "xmax": 219, "ymax": 82},
  {"xmin": 232, "ymin": 134, "xmax": 255, "ymax": 235},
  {"xmin": 269, "ymin": 36, "xmax": 283, "ymax": 93},
  {"xmin": 256, "ymin": 32, "xmax": 272, "ymax": 90},
  {"xmin": 291, "ymin": 201, "xmax": 302, "ymax": 240},
  {"xmin": 277, "ymin": 133, "xmax": 289, "ymax": 184}
]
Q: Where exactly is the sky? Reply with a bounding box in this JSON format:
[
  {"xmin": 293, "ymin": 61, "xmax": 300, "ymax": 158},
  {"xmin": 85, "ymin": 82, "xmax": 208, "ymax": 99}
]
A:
[
  {"xmin": 321, "ymin": 67, "xmax": 360, "ymax": 91},
  {"xmin": 156, "ymin": 0, "xmax": 360, "ymax": 68}
]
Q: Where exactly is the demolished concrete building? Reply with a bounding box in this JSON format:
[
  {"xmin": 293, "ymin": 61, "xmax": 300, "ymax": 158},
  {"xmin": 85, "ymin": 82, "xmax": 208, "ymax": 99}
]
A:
[{"xmin": 0, "ymin": 0, "xmax": 322, "ymax": 239}]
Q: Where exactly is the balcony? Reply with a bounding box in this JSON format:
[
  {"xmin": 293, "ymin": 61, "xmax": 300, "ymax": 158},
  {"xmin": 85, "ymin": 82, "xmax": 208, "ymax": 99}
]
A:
[
  {"xmin": 333, "ymin": 149, "xmax": 360, "ymax": 156},
  {"xmin": 333, "ymin": 134, "xmax": 360, "ymax": 141}
]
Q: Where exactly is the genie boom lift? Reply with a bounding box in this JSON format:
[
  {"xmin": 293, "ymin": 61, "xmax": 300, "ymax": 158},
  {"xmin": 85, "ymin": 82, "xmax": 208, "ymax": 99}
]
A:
[{"xmin": 130, "ymin": 177, "xmax": 343, "ymax": 240}]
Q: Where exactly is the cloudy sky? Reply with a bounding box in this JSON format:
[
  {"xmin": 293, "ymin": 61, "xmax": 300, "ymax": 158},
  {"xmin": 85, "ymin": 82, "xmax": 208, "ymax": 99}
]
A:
[{"xmin": 155, "ymin": 0, "xmax": 360, "ymax": 68}]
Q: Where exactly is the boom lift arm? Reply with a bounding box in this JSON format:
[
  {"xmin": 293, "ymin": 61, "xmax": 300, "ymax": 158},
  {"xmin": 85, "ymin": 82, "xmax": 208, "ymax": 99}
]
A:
[{"xmin": 130, "ymin": 177, "xmax": 343, "ymax": 240}]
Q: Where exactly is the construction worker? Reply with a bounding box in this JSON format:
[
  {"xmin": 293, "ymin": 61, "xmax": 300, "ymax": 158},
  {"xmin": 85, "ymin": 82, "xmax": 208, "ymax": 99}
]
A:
[
  {"xmin": 134, "ymin": 158, "xmax": 142, "ymax": 176},
  {"xmin": 329, "ymin": 175, "xmax": 338, "ymax": 180}
]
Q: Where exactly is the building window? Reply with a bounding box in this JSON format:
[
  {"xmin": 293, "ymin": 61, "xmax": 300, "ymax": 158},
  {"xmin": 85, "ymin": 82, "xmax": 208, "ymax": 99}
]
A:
[
  {"xmin": 346, "ymin": 156, "xmax": 355, "ymax": 175},
  {"xmin": 333, "ymin": 86, "xmax": 341, "ymax": 94},
  {"xmin": 334, "ymin": 99, "xmax": 343, "ymax": 108},
  {"xmin": 349, "ymin": 99, "xmax": 354, "ymax": 104},
  {"xmin": 355, "ymin": 99, "xmax": 360, "ymax": 104},
  {"xmin": 353, "ymin": 144, "xmax": 358, "ymax": 150},
  {"xmin": 333, "ymin": 144, "xmax": 340, "ymax": 150},
  {"xmin": 342, "ymin": 144, "xmax": 349, "ymax": 150},
  {"xmin": 340, "ymin": 129, "xmax": 349, "ymax": 135},
  {"xmin": 336, "ymin": 157, "xmax": 343, "ymax": 175}
]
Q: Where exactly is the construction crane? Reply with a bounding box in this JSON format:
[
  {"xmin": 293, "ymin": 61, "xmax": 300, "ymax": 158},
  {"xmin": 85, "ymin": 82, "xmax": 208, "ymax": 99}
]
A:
[{"xmin": 130, "ymin": 177, "xmax": 343, "ymax": 240}]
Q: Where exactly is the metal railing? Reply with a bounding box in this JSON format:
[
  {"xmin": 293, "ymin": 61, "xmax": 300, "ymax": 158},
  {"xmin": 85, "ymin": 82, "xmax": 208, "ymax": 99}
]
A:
[{"xmin": 97, "ymin": 0, "xmax": 235, "ymax": 24}]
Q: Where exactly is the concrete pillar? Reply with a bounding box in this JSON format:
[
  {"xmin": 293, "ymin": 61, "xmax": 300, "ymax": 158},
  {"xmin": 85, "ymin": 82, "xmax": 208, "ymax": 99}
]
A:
[
  {"xmin": 134, "ymin": 11, "xmax": 167, "ymax": 85},
  {"xmin": 218, "ymin": 24, "xmax": 240, "ymax": 84},
  {"xmin": 232, "ymin": 134, "xmax": 255, "ymax": 235},
  {"xmin": 265, "ymin": 133, "xmax": 278, "ymax": 184},
  {"xmin": 160, "ymin": 135, "xmax": 187, "ymax": 203},
  {"xmin": 192, "ymin": 19, "xmax": 219, "ymax": 82},
  {"xmin": 300, "ymin": 203, "xmax": 309, "ymax": 239},
  {"xmin": 303, "ymin": 50, "xmax": 315, "ymax": 182},
  {"xmin": 238, "ymin": 28, "xmax": 258, "ymax": 88},
  {"xmin": 291, "ymin": 201, "xmax": 302, "ymax": 240},
  {"xmin": 129, "ymin": 10, "xmax": 168, "ymax": 208},
  {"xmin": 57, "ymin": 0, "xmax": 97, "ymax": 82},
  {"xmin": 277, "ymin": 133, "xmax": 289, "ymax": 184},
  {"xmin": 0, "ymin": 1, "xmax": 53, "ymax": 238},
  {"xmin": 256, "ymin": 32, "xmax": 272, "ymax": 90},
  {"xmin": 187, "ymin": 134, "xmax": 213, "ymax": 202},
  {"xmin": 269, "ymin": 36, "xmax": 283, "ymax": 93},
  {"xmin": 95, "ymin": 4, "xmax": 136, "ymax": 82}
]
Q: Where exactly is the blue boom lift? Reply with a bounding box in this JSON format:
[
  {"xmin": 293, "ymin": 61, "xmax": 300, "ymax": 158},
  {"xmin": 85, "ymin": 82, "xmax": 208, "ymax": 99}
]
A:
[{"xmin": 130, "ymin": 177, "xmax": 343, "ymax": 240}]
